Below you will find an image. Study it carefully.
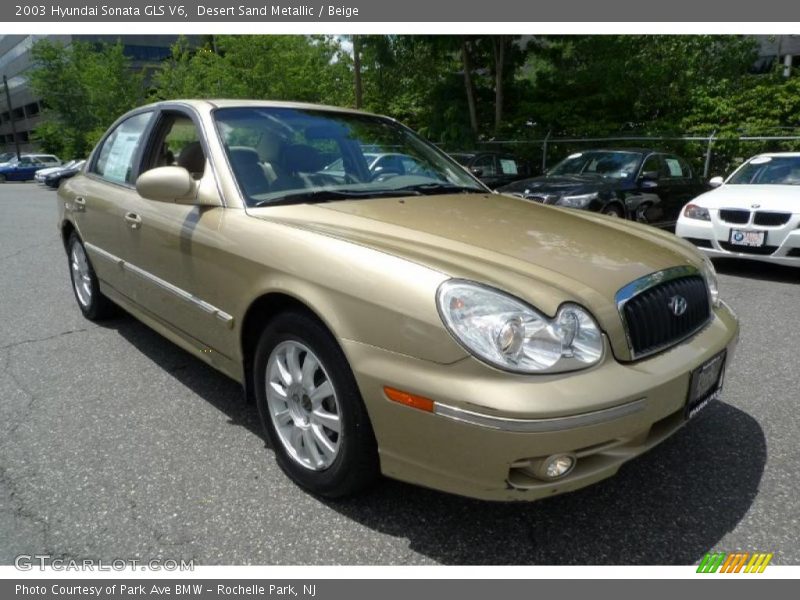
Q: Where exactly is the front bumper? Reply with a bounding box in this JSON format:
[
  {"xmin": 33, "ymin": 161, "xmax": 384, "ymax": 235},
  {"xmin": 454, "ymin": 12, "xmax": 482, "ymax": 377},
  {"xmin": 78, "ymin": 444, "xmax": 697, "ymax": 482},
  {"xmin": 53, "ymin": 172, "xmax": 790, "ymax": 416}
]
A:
[
  {"xmin": 345, "ymin": 303, "xmax": 739, "ymax": 501},
  {"xmin": 676, "ymin": 214, "xmax": 800, "ymax": 266}
]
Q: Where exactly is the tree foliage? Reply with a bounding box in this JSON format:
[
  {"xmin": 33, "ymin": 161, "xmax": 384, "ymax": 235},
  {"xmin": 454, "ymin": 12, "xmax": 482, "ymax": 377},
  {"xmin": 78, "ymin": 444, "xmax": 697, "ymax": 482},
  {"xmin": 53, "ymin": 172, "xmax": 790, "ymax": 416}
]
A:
[
  {"xmin": 29, "ymin": 39, "xmax": 145, "ymax": 158},
  {"xmin": 25, "ymin": 34, "xmax": 800, "ymax": 170}
]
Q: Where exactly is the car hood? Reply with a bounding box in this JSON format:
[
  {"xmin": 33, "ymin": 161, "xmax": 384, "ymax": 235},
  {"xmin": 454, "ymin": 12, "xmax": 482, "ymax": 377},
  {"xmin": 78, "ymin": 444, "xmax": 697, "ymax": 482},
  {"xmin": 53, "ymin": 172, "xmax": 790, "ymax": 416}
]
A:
[
  {"xmin": 498, "ymin": 174, "xmax": 621, "ymax": 197},
  {"xmin": 251, "ymin": 193, "xmax": 703, "ymax": 360},
  {"xmin": 694, "ymin": 184, "xmax": 800, "ymax": 212}
]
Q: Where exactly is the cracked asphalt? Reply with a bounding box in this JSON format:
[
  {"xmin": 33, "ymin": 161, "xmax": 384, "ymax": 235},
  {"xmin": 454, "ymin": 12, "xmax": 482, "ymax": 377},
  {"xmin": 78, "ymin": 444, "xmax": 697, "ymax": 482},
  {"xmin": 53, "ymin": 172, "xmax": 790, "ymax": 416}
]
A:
[{"xmin": 1, "ymin": 183, "xmax": 798, "ymax": 566}]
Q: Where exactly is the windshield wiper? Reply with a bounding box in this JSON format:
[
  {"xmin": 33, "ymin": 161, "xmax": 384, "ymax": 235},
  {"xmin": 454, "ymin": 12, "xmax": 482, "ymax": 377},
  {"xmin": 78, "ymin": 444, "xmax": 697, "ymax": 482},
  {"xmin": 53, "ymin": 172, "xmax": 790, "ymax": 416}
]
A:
[
  {"xmin": 395, "ymin": 182, "xmax": 486, "ymax": 195},
  {"xmin": 254, "ymin": 188, "xmax": 422, "ymax": 207}
]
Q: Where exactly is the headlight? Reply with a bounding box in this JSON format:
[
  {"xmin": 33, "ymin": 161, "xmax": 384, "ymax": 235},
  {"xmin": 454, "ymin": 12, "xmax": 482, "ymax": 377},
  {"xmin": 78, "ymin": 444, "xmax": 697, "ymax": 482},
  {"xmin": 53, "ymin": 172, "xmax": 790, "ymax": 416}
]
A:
[
  {"xmin": 557, "ymin": 192, "xmax": 597, "ymax": 208},
  {"xmin": 436, "ymin": 280, "xmax": 604, "ymax": 373},
  {"xmin": 683, "ymin": 203, "xmax": 710, "ymax": 221},
  {"xmin": 701, "ymin": 256, "xmax": 720, "ymax": 307}
]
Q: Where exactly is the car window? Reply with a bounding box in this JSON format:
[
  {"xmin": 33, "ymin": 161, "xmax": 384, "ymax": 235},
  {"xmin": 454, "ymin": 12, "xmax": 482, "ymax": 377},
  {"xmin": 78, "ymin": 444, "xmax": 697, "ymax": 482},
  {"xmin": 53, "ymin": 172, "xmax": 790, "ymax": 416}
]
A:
[
  {"xmin": 474, "ymin": 155, "xmax": 497, "ymax": 176},
  {"xmin": 214, "ymin": 107, "xmax": 483, "ymax": 206},
  {"xmin": 144, "ymin": 113, "xmax": 206, "ymax": 179},
  {"xmin": 640, "ymin": 155, "xmax": 664, "ymax": 178},
  {"xmin": 664, "ymin": 156, "xmax": 689, "ymax": 178},
  {"xmin": 549, "ymin": 151, "xmax": 642, "ymax": 179},
  {"xmin": 92, "ymin": 111, "xmax": 152, "ymax": 185},
  {"xmin": 728, "ymin": 155, "xmax": 800, "ymax": 185},
  {"xmin": 499, "ymin": 158, "xmax": 519, "ymax": 175}
]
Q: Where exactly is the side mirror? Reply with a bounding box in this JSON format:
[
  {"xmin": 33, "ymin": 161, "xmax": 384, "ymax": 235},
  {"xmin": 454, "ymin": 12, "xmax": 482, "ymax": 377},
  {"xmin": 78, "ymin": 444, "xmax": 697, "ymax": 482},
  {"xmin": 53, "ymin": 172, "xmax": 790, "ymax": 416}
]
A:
[
  {"xmin": 709, "ymin": 176, "xmax": 724, "ymax": 188},
  {"xmin": 470, "ymin": 167, "xmax": 484, "ymax": 177},
  {"xmin": 136, "ymin": 166, "xmax": 199, "ymax": 204},
  {"xmin": 640, "ymin": 170, "xmax": 660, "ymax": 181}
]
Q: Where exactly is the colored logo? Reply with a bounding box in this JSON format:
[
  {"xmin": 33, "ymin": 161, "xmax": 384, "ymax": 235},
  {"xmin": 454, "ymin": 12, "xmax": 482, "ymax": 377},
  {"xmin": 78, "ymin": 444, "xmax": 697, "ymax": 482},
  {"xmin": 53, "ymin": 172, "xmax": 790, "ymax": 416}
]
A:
[
  {"xmin": 668, "ymin": 295, "xmax": 688, "ymax": 316},
  {"xmin": 697, "ymin": 552, "xmax": 773, "ymax": 573},
  {"xmin": 733, "ymin": 232, "xmax": 745, "ymax": 242}
]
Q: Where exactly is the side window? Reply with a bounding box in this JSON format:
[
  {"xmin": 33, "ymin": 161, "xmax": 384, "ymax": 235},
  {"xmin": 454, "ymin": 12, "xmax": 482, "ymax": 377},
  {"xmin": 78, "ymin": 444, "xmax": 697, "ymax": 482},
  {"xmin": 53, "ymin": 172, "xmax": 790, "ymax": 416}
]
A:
[
  {"xmin": 641, "ymin": 155, "xmax": 664, "ymax": 178},
  {"xmin": 677, "ymin": 157, "xmax": 692, "ymax": 179},
  {"xmin": 499, "ymin": 157, "xmax": 519, "ymax": 175},
  {"xmin": 92, "ymin": 111, "xmax": 152, "ymax": 185},
  {"xmin": 664, "ymin": 156, "xmax": 688, "ymax": 178},
  {"xmin": 473, "ymin": 155, "xmax": 497, "ymax": 176},
  {"xmin": 144, "ymin": 113, "xmax": 205, "ymax": 179}
]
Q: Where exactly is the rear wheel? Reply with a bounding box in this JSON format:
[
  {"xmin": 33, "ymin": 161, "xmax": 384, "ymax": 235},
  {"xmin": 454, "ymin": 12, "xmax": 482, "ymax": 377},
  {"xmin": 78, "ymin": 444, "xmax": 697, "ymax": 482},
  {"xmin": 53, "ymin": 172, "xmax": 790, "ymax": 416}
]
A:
[
  {"xmin": 253, "ymin": 311, "xmax": 379, "ymax": 498},
  {"xmin": 67, "ymin": 233, "xmax": 115, "ymax": 320}
]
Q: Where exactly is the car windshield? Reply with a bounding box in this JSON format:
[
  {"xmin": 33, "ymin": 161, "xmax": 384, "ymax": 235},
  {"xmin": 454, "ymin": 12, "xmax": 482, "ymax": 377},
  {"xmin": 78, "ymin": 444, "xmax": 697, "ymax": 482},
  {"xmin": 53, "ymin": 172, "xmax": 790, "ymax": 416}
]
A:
[
  {"xmin": 547, "ymin": 151, "xmax": 643, "ymax": 180},
  {"xmin": 213, "ymin": 107, "xmax": 486, "ymax": 207},
  {"xmin": 728, "ymin": 155, "xmax": 800, "ymax": 185}
]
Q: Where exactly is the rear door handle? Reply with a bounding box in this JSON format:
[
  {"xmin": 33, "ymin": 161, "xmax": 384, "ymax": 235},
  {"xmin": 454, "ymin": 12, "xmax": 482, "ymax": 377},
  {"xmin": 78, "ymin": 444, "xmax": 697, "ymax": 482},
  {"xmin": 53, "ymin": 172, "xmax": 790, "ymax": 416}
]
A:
[{"xmin": 124, "ymin": 212, "xmax": 142, "ymax": 229}]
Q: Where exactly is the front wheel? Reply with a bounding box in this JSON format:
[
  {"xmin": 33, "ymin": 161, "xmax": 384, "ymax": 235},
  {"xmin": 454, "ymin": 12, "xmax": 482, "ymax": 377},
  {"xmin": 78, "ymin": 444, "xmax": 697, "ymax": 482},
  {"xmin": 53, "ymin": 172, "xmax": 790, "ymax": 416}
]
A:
[
  {"xmin": 602, "ymin": 204, "xmax": 624, "ymax": 218},
  {"xmin": 253, "ymin": 311, "xmax": 379, "ymax": 498}
]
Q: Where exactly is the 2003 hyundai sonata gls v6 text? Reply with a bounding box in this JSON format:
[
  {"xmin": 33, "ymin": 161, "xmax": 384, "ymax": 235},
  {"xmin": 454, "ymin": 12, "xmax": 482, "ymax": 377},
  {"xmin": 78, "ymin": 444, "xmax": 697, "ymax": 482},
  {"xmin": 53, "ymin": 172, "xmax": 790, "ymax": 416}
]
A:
[{"xmin": 58, "ymin": 101, "xmax": 739, "ymax": 501}]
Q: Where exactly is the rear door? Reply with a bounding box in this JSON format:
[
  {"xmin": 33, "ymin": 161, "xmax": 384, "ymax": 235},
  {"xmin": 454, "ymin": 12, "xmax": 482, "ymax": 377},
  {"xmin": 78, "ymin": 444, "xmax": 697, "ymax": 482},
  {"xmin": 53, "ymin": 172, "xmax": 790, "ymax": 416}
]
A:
[{"xmin": 660, "ymin": 154, "xmax": 697, "ymax": 225}]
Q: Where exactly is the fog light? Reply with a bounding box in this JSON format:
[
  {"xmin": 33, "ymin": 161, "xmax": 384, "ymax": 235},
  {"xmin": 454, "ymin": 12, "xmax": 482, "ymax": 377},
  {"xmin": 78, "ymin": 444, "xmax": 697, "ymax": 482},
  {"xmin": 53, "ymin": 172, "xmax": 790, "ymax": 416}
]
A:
[
  {"xmin": 544, "ymin": 454, "xmax": 576, "ymax": 479},
  {"xmin": 524, "ymin": 453, "xmax": 577, "ymax": 481}
]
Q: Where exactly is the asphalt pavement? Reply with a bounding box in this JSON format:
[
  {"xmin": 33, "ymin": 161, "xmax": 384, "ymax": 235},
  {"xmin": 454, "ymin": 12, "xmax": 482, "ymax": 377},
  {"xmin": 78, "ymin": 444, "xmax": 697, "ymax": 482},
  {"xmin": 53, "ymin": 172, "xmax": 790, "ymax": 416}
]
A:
[{"xmin": 1, "ymin": 183, "xmax": 798, "ymax": 565}]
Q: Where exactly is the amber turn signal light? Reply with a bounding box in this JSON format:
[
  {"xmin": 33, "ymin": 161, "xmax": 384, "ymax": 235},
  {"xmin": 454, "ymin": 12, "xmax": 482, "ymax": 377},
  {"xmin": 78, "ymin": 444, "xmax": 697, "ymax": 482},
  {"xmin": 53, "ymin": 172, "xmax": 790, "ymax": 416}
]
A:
[{"xmin": 383, "ymin": 387, "xmax": 434, "ymax": 412}]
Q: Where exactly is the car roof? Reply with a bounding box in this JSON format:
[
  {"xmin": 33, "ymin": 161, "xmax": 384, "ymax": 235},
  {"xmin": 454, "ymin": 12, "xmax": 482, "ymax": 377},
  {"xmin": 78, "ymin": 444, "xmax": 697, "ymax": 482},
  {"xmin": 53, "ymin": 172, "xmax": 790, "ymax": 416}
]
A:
[
  {"xmin": 139, "ymin": 99, "xmax": 387, "ymax": 120},
  {"xmin": 753, "ymin": 152, "xmax": 800, "ymax": 158}
]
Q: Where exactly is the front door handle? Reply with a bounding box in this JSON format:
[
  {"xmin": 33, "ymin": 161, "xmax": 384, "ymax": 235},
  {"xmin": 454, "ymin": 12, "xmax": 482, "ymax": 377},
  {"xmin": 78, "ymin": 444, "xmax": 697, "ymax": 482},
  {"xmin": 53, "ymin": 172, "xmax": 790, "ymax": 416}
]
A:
[
  {"xmin": 124, "ymin": 212, "xmax": 142, "ymax": 230},
  {"xmin": 70, "ymin": 196, "xmax": 86, "ymax": 212}
]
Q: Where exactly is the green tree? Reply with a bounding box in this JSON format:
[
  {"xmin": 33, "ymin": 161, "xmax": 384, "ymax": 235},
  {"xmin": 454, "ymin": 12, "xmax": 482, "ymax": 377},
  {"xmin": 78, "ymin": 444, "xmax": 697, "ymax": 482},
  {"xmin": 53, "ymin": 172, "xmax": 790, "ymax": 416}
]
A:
[
  {"xmin": 151, "ymin": 35, "xmax": 353, "ymax": 107},
  {"xmin": 29, "ymin": 39, "xmax": 145, "ymax": 158}
]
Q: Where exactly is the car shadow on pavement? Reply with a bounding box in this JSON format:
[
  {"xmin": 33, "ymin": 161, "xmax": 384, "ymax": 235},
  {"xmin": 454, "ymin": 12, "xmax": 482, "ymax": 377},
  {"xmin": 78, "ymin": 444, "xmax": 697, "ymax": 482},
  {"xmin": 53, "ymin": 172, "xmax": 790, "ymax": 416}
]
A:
[
  {"xmin": 104, "ymin": 314, "xmax": 271, "ymax": 449},
  {"xmin": 104, "ymin": 313, "xmax": 765, "ymax": 566},
  {"xmin": 712, "ymin": 257, "xmax": 798, "ymax": 284}
]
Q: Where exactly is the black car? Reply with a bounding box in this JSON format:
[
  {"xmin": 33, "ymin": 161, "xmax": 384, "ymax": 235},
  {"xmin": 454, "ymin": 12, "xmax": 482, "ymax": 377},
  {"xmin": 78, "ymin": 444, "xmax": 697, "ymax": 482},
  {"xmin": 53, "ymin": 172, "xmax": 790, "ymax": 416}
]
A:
[
  {"xmin": 44, "ymin": 160, "xmax": 85, "ymax": 188},
  {"xmin": 449, "ymin": 151, "xmax": 531, "ymax": 189},
  {"xmin": 498, "ymin": 148, "xmax": 708, "ymax": 227}
]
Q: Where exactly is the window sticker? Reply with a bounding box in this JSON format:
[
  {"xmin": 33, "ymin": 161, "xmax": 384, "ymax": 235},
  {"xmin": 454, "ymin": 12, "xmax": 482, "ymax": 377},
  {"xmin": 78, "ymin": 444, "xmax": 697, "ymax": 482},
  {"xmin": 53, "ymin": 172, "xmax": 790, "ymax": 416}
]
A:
[
  {"xmin": 500, "ymin": 159, "xmax": 519, "ymax": 175},
  {"xmin": 103, "ymin": 132, "xmax": 141, "ymax": 183},
  {"xmin": 665, "ymin": 158, "xmax": 683, "ymax": 177}
]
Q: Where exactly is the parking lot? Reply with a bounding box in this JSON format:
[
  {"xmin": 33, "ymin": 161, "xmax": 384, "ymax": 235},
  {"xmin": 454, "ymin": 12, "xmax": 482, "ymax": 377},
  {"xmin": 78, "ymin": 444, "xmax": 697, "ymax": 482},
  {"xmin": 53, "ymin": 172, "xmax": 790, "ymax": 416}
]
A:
[{"xmin": 0, "ymin": 182, "xmax": 798, "ymax": 566}]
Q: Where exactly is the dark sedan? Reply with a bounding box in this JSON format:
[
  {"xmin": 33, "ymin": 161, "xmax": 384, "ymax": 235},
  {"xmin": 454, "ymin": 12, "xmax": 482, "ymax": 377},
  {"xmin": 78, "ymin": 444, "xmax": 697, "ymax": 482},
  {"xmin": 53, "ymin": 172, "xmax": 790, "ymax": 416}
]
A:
[
  {"xmin": 498, "ymin": 149, "xmax": 708, "ymax": 227},
  {"xmin": 450, "ymin": 151, "xmax": 530, "ymax": 189}
]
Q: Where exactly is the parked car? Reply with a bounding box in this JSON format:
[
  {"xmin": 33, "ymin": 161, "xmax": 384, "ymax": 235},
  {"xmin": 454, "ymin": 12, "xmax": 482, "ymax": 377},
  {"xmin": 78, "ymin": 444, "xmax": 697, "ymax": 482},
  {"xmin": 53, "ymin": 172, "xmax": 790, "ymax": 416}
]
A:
[
  {"xmin": 324, "ymin": 152, "xmax": 435, "ymax": 179},
  {"xmin": 36, "ymin": 159, "xmax": 79, "ymax": 183},
  {"xmin": 498, "ymin": 148, "xmax": 708, "ymax": 226},
  {"xmin": 0, "ymin": 155, "xmax": 59, "ymax": 182},
  {"xmin": 58, "ymin": 100, "xmax": 738, "ymax": 501},
  {"xmin": 676, "ymin": 152, "xmax": 800, "ymax": 266},
  {"xmin": 44, "ymin": 160, "xmax": 85, "ymax": 188},
  {"xmin": 449, "ymin": 151, "xmax": 530, "ymax": 189}
]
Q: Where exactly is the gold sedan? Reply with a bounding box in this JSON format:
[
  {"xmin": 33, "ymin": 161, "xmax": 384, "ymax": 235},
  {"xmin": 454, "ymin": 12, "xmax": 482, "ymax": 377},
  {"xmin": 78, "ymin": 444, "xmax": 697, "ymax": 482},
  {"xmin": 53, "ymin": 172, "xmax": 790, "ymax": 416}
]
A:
[{"xmin": 58, "ymin": 100, "xmax": 739, "ymax": 501}]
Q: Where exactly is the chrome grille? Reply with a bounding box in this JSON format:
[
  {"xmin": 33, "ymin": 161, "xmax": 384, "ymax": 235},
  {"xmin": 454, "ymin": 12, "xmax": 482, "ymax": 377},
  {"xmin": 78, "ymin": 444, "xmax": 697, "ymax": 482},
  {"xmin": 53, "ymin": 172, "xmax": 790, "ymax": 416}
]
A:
[{"xmin": 616, "ymin": 267, "xmax": 711, "ymax": 360}]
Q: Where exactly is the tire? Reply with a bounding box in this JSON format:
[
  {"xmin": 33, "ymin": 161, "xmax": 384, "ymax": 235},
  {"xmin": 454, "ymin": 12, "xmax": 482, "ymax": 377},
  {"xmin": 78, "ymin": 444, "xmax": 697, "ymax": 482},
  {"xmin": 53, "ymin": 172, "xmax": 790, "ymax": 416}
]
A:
[
  {"xmin": 253, "ymin": 311, "xmax": 379, "ymax": 498},
  {"xmin": 0, "ymin": 174, "xmax": 6, "ymax": 183},
  {"xmin": 66, "ymin": 233, "xmax": 115, "ymax": 321},
  {"xmin": 602, "ymin": 204, "xmax": 624, "ymax": 218},
  {"xmin": 634, "ymin": 202, "xmax": 652, "ymax": 223}
]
